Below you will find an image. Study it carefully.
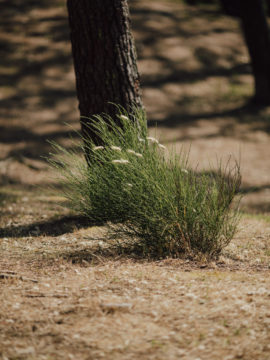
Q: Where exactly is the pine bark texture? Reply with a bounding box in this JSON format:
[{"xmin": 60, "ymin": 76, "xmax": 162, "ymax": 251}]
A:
[
  {"xmin": 67, "ymin": 0, "xmax": 142, "ymax": 140},
  {"xmin": 221, "ymin": 0, "xmax": 270, "ymax": 105}
]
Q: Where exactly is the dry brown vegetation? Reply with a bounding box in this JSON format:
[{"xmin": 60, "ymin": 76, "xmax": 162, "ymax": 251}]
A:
[{"xmin": 0, "ymin": 0, "xmax": 270, "ymax": 359}]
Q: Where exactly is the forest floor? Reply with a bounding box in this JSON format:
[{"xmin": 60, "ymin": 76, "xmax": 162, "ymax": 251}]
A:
[{"xmin": 0, "ymin": 0, "xmax": 270, "ymax": 359}]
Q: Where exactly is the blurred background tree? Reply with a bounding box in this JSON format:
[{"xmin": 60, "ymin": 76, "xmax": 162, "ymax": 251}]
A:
[
  {"xmin": 221, "ymin": 0, "xmax": 270, "ymax": 105},
  {"xmin": 186, "ymin": 0, "xmax": 270, "ymax": 106}
]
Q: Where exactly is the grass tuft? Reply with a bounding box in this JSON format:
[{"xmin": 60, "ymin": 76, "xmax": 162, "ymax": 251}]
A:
[{"xmin": 49, "ymin": 107, "xmax": 241, "ymax": 259}]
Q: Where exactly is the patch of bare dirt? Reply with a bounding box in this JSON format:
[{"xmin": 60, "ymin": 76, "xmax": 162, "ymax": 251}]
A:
[
  {"xmin": 0, "ymin": 183, "xmax": 270, "ymax": 360},
  {"xmin": 1, "ymin": 243, "xmax": 270, "ymax": 360}
]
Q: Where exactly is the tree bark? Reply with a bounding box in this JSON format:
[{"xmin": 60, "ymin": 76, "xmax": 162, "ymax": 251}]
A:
[
  {"xmin": 240, "ymin": 0, "xmax": 270, "ymax": 105},
  {"xmin": 67, "ymin": 0, "xmax": 143, "ymax": 143},
  {"xmin": 266, "ymin": 0, "xmax": 270, "ymax": 17},
  {"xmin": 221, "ymin": 0, "xmax": 270, "ymax": 105}
]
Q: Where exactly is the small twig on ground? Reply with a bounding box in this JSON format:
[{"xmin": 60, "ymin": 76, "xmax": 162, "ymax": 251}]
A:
[
  {"xmin": 89, "ymin": 252, "xmax": 106, "ymax": 264},
  {"xmin": 0, "ymin": 270, "xmax": 17, "ymax": 274},
  {"xmin": 24, "ymin": 292, "xmax": 68, "ymax": 298},
  {"xmin": 100, "ymin": 302, "xmax": 133, "ymax": 313},
  {"xmin": 0, "ymin": 273, "xmax": 38, "ymax": 283}
]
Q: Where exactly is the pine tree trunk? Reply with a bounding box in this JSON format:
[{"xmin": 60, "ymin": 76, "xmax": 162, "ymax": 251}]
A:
[
  {"xmin": 240, "ymin": 0, "xmax": 270, "ymax": 105},
  {"xmin": 266, "ymin": 0, "xmax": 270, "ymax": 17},
  {"xmin": 67, "ymin": 0, "xmax": 142, "ymax": 143},
  {"xmin": 221, "ymin": 0, "xmax": 270, "ymax": 105}
]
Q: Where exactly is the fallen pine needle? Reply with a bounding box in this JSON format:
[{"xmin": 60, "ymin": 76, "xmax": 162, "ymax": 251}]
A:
[
  {"xmin": 24, "ymin": 292, "xmax": 68, "ymax": 298},
  {"xmin": 0, "ymin": 273, "xmax": 38, "ymax": 283},
  {"xmin": 100, "ymin": 303, "xmax": 132, "ymax": 313}
]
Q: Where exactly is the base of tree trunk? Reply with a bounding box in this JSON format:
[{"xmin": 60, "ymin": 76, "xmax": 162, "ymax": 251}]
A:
[{"xmin": 249, "ymin": 95, "xmax": 270, "ymax": 107}]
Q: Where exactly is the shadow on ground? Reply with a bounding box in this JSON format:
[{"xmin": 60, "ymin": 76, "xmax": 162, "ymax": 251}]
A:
[
  {"xmin": 0, "ymin": 0, "xmax": 78, "ymax": 161},
  {"xmin": 0, "ymin": 215, "xmax": 102, "ymax": 238},
  {"xmin": 131, "ymin": 1, "xmax": 270, "ymax": 132},
  {"xmin": 148, "ymin": 102, "xmax": 270, "ymax": 135}
]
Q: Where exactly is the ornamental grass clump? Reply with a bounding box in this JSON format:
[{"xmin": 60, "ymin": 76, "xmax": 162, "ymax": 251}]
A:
[{"xmin": 49, "ymin": 108, "xmax": 241, "ymax": 259}]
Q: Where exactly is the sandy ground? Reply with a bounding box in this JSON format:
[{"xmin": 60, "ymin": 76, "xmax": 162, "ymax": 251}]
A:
[{"xmin": 0, "ymin": 0, "xmax": 270, "ymax": 359}]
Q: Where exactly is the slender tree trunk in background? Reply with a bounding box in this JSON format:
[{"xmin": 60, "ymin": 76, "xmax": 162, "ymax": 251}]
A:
[
  {"xmin": 221, "ymin": 0, "xmax": 270, "ymax": 105},
  {"xmin": 67, "ymin": 0, "xmax": 142, "ymax": 144},
  {"xmin": 240, "ymin": 0, "xmax": 270, "ymax": 105},
  {"xmin": 266, "ymin": 0, "xmax": 270, "ymax": 16}
]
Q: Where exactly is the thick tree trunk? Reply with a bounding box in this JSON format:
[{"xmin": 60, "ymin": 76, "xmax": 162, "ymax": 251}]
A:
[
  {"xmin": 221, "ymin": 0, "xmax": 270, "ymax": 105},
  {"xmin": 67, "ymin": 0, "xmax": 142, "ymax": 143}
]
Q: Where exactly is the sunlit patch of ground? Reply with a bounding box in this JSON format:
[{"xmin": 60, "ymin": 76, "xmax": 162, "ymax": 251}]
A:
[{"xmin": 0, "ymin": 185, "xmax": 269, "ymax": 359}]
